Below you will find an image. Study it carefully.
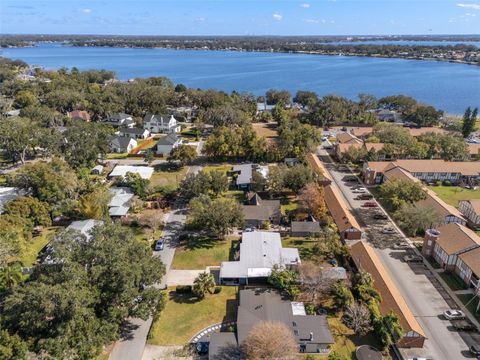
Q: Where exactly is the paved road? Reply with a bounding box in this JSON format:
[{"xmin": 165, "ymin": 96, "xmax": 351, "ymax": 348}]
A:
[{"xmin": 317, "ymin": 148, "xmax": 474, "ymax": 360}]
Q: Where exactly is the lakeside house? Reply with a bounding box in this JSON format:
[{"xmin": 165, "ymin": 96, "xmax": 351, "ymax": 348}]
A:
[
  {"xmin": 219, "ymin": 231, "xmax": 300, "ymax": 285},
  {"xmin": 144, "ymin": 113, "xmax": 180, "ymax": 133},
  {"xmin": 156, "ymin": 132, "xmax": 181, "ymax": 156},
  {"xmin": 351, "ymin": 242, "xmax": 426, "ymax": 348},
  {"xmin": 103, "ymin": 113, "xmax": 135, "ymax": 128},
  {"xmin": 109, "ymin": 136, "xmax": 137, "ymax": 153},
  {"xmin": 108, "ymin": 165, "xmax": 154, "ymax": 180}
]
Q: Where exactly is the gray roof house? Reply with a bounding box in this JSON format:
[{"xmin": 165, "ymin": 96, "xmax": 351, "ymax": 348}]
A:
[
  {"xmin": 109, "ymin": 136, "xmax": 137, "ymax": 153},
  {"xmin": 66, "ymin": 219, "xmax": 103, "ymax": 241},
  {"xmin": 291, "ymin": 221, "xmax": 321, "ymax": 237},
  {"xmin": 237, "ymin": 288, "xmax": 334, "ymax": 353},
  {"xmin": 118, "ymin": 127, "xmax": 150, "ymax": 139},
  {"xmin": 219, "ymin": 231, "xmax": 300, "ymax": 285},
  {"xmin": 103, "ymin": 113, "xmax": 135, "ymax": 128},
  {"xmin": 156, "ymin": 132, "xmax": 181, "ymax": 156},
  {"xmin": 108, "ymin": 187, "xmax": 134, "ymax": 217},
  {"xmin": 232, "ymin": 164, "xmax": 269, "ymax": 190},
  {"xmin": 243, "ymin": 193, "xmax": 281, "ymax": 227}
]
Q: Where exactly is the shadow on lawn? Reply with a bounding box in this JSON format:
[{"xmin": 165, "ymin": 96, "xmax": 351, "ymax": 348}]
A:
[{"xmin": 180, "ymin": 234, "xmax": 223, "ymax": 250}]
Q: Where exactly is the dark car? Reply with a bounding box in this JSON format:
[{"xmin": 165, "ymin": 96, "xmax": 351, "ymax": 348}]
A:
[
  {"xmin": 344, "ymin": 175, "xmax": 359, "ymax": 182},
  {"xmin": 470, "ymin": 344, "xmax": 480, "ymax": 355},
  {"xmin": 403, "ymin": 254, "xmax": 423, "ymax": 263},
  {"xmin": 196, "ymin": 342, "xmax": 209, "ymax": 355},
  {"xmin": 356, "ymin": 193, "xmax": 374, "ymax": 200},
  {"xmin": 452, "ymin": 319, "xmax": 478, "ymax": 332},
  {"xmin": 154, "ymin": 239, "xmax": 165, "ymax": 251},
  {"xmin": 373, "ymin": 213, "xmax": 388, "ymax": 220}
]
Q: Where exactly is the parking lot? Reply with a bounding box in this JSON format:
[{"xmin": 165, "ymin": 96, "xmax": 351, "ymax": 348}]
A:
[{"xmin": 317, "ymin": 148, "xmax": 478, "ymax": 360}]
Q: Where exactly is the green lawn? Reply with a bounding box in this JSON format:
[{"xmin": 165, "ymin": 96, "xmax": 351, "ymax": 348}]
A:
[
  {"xmin": 203, "ymin": 164, "xmax": 232, "ymax": 174},
  {"xmin": 20, "ymin": 227, "xmax": 58, "ymax": 267},
  {"xmin": 148, "ymin": 286, "xmax": 238, "ymax": 345},
  {"xmin": 457, "ymin": 293, "xmax": 480, "ymax": 323},
  {"xmin": 150, "ymin": 166, "xmax": 188, "ymax": 188},
  {"xmin": 439, "ymin": 271, "xmax": 468, "ymax": 291},
  {"xmin": 172, "ymin": 236, "xmax": 238, "ymax": 270},
  {"xmin": 282, "ymin": 237, "xmax": 319, "ymax": 261},
  {"xmin": 428, "ymin": 185, "xmax": 480, "ymax": 208},
  {"xmin": 106, "ymin": 153, "xmax": 128, "ymax": 159}
]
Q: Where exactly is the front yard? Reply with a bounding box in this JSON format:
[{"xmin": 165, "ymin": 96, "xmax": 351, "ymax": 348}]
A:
[
  {"xmin": 150, "ymin": 166, "xmax": 189, "ymax": 189},
  {"xmin": 172, "ymin": 235, "xmax": 239, "ymax": 270},
  {"xmin": 148, "ymin": 286, "xmax": 238, "ymax": 345},
  {"xmin": 439, "ymin": 271, "xmax": 468, "ymax": 291},
  {"xmin": 427, "ymin": 185, "xmax": 480, "ymax": 208}
]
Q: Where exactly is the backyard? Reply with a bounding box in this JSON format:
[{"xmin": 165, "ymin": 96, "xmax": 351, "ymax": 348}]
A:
[
  {"xmin": 172, "ymin": 235, "xmax": 238, "ymax": 270},
  {"xmin": 427, "ymin": 185, "xmax": 480, "ymax": 208},
  {"xmin": 150, "ymin": 165, "xmax": 189, "ymax": 188},
  {"xmin": 148, "ymin": 286, "xmax": 238, "ymax": 345}
]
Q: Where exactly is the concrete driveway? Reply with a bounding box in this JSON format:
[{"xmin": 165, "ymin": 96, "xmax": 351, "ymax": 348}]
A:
[
  {"xmin": 317, "ymin": 148, "xmax": 474, "ymax": 360},
  {"xmin": 166, "ymin": 270, "xmax": 206, "ymax": 286}
]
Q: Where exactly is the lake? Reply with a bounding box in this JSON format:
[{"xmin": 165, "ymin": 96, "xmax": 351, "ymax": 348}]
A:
[{"xmin": 2, "ymin": 43, "xmax": 480, "ymax": 114}]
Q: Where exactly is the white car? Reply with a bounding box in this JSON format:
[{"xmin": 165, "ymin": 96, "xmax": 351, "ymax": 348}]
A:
[
  {"xmin": 352, "ymin": 188, "xmax": 367, "ymax": 193},
  {"xmin": 443, "ymin": 309, "xmax": 465, "ymax": 320}
]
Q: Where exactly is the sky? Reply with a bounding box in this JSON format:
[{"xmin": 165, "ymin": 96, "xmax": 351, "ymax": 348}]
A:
[{"xmin": 1, "ymin": 0, "xmax": 480, "ymax": 36}]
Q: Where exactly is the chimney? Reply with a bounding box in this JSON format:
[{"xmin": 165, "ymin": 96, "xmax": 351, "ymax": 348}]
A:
[
  {"xmin": 422, "ymin": 228, "xmax": 440, "ymax": 257},
  {"xmin": 309, "ymin": 332, "xmax": 313, "ymax": 341}
]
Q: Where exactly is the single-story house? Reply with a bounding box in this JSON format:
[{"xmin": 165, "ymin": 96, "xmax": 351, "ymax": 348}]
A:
[
  {"xmin": 103, "ymin": 113, "xmax": 135, "ymax": 128},
  {"xmin": 422, "ymin": 223, "xmax": 480, "ymax": 271},
  {"xmin": 291, "ymin": 221, "xmax": 321, "ymax": 237},
  {"xmin": 237, "ymin": 288, "xmax": 334, "ymax": 354},
  {"xmin": 219, "ymin": 231, "xmax": 300, "ymax": 285},
  {"xmin": 108, "ymin": 165, "xmax": 154, "ymax": 180},
  {"xmin": 144, "ymin": 113, "xmax": 181, "ymax": 133},
  {"xmin": 351, "ymin": 242, "xmax": 426, "ymax": 348},
  {"xmin": 375, "ymin": 109, "xmax": 403, "ymax": 123},
  {"xmin": 323, "ymin": 184, "xmax": 362, "ymax": 240},
  {"xmin": 109, "ymin": 136, "xmax": 137, "ymax": 153},
  {"xmin": 243, "ymin": 193, "xmax": 281, "ymax": 228},
  {"xmin": 108, "ymin": 187, "xmax": 134, "ymax": 218},
  {"xmin": 67, "ymin": 110, "xmax": 90, "ymax": 122},
  {"xmin": 256, "ymin": 102, "xmax": 275, "ymax": 114},
  {"xmin": 0, "ymin": 187, "xmax": 22, "ymax": 213},
  {"xmin": 459, "ymin": 199, "xmax": 480, "ymax": 228},
  {"xmin": 66, "ymin": 219, "xmax": 103, "ymax": 241},
  {"xmin": 156, "ymin": 132, "xmax": 181, "ymax": 156},
  {"xmin": 118, "ymin": 127, "xmax": 150, "ymax": 139},
  {"xmin": 91, "ymin": 165, "xmax": 104, "ymax": 175},
  {"xmin": 335, "ymin": 132, "xmax": 363, "ymax": 145}
]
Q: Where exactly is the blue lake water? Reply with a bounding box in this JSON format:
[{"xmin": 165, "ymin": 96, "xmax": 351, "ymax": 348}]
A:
[{"xmin": 2, "ymin": 43, "xmax": 480, "ymax": 114}]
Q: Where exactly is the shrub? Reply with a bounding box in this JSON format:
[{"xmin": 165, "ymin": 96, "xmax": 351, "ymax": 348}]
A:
[
  {"xmin": 442, "ymin": 180, "xmax": 452, "ymax": 186},
  {"xmin": 305, "ymin": 304, "xmax": 316, "ymax": 315},
  {"xmin": 214, "ymin": 286, "xmax": 222, "ymax": 294},
  {"xmin": 176, "ymin": 285, "xmax": 192, "ymax": 294}
]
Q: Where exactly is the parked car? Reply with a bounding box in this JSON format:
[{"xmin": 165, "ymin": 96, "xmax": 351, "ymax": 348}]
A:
[
  {"xmin": 452, "ymin": 319, "xmax": 478, "ymax": 332},
  {"xmin": 373, "ymin": 213, "xmax": 388, "ymax": 220},
  {"xmin": 470, "ymin": 344, "xmax": 480, "ymax": 355},
  {"xmin": 352, "ymin": 188, "xmax": 367, "ymax": 193},
  {"xmin": 196, "ymin": 342, "xmax": 209, "ymax": 355},
  {"xmin": 393, "ymin": 241, "xmax": 410, "ymax": 250},
  {"xmin": 344, "ymin": 175, "xmax": 359, "ymax": 182},
  {"xmin": 381, "ymin": 227, "xmax": 396, "ymax": 234},
  {"xmin": 321, "ymin": 136, "xmax": 328, "ymax": 141},
  {"xmin": 443, "ymin": 309, "xmax": 465, "ymax": 320},
  {"xmin": 154, "ymin": 239, "xmax": 165, "ymax": 251},
  {"xmin": 403, "ymin": 254, "xmax": 423, "ymax": 263},
  {"xmin": 363, "ymin": 201, "xmax": 378, "ymax": 208},
  {"xmin": 244, "ymin": 227, "xmax": 254, "ymax": 232},
  {"xmin": 357, "ymin": 194, "xmax": 374, "ymax": 200}
]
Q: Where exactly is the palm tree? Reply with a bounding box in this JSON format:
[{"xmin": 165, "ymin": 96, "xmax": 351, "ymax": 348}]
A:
[{"xmin": 192, "ymin": 272, "xmax": 216, "ymax": 299}]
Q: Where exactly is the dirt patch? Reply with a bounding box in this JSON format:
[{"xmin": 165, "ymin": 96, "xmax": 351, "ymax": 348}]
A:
[{"xmin": 252, "ymin": 122, "xmax": 279, "ymax": 143}]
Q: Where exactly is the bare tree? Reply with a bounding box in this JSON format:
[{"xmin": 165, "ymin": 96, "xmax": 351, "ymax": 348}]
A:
[
  {"xmin": 137, "ymin": 209, "xmax": 164, "ymax": 231},
  {"xmin": 242, "ymin": 321, "xmax": 298, "ymax": 360},
  {"xmin": 298, "ymin": 261, "xmax": 335, "ymax": 304},
  {"xmin": 342, "ymin": 302, "xmax": 373, "ymax": 336}
]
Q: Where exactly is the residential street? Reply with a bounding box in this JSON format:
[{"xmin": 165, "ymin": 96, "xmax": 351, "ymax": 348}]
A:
[
  {"xmin": 316, "ymin": 148, "xmax": 474, "ymax": 360},
  {"xmin": 109, "ymin": 164, "xmax": 201, "ymax": 360}
]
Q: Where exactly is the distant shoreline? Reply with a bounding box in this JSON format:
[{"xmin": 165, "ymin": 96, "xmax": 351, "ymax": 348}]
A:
[{"xmin": 3, "ymin": 41, "xmax": 480, "ymax": 67}]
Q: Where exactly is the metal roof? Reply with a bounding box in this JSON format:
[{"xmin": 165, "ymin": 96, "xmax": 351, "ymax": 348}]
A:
[{"xmin": 109, "ymin": 165, "xmax": 154, "ymax": 180}]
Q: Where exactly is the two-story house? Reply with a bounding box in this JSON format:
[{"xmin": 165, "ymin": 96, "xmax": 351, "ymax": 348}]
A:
[
  {"xmin": 459, "ymin": 199, "xmax": 480, "ymax": 229},
  {"xmin": 143, "ymin": 114, "xmax": 181, "ymax": 133}
]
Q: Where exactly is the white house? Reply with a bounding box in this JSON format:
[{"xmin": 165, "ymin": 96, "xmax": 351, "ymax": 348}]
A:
[
  {"xmin": 108, "ymin": 187, "xmax": 134, "ymax": 218},
  {"xmin": 156, "ymin": 133, "xmax": 181, "ymax": 156},
  {"xmin": 103, "ymin": 113, "xmax": 135, "ymax": 128},
  {"xmin": 109, "ymin": 136, "xmax": 137, "ymax": 153},
  {"xmin": 118, "ymin": 127, "xmax": 150, "ymax": 139},
  {"xmin": 108, "ymin": 165, "xmax": 154, "ymax": 180},
  {"xmin": 144, "ymin": 114, "xmax": 180, "ymax": 133}
]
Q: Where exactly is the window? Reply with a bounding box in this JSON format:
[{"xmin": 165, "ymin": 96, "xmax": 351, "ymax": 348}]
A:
[
  {"xmin": 294, "ymin": 330, "xmax": 299, "ymax": 336},
  {"xmin": 427, "ymin": 240, "xmax": 432, "ymax": 246},
  {"xmin": 292, "ymin": 321, "xmax": 297, "ymax": 327}
]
